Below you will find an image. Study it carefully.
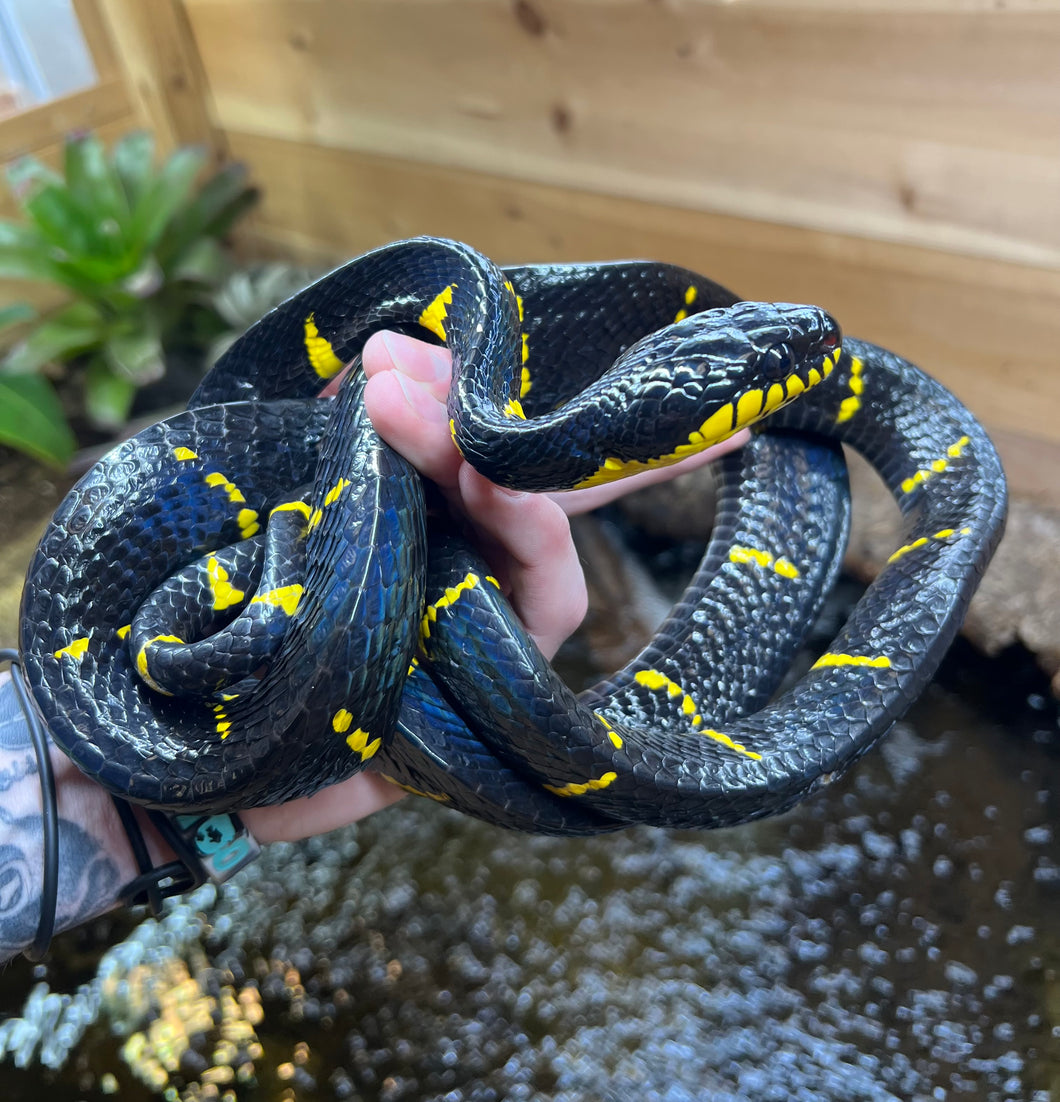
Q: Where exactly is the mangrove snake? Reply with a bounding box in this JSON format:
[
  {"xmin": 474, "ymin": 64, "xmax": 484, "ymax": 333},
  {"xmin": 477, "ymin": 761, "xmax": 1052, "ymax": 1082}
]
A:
[{"xmin": 18, "ymin": 238, "xmax": 1006, "ymax": 832}]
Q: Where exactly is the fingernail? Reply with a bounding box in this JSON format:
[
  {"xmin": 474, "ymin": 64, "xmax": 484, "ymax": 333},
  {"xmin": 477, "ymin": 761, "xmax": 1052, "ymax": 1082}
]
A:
[
  {"xmin": 393, "ymin": 369, "xmax": 448, "ymax": 424},
  {"xmin": 379, "ymin": 330, "xmax": 450, "ymax": 384},
  {"xmin": 376, "ymin": 330, "xmax": 406, "ymax": 372}
]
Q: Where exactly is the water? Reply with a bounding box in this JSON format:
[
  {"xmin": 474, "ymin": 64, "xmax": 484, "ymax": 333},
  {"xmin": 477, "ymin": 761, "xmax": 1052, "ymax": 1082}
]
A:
[{"xmin": 0, "ymin": 630, "xmax": 1056, "ymax": 1100}]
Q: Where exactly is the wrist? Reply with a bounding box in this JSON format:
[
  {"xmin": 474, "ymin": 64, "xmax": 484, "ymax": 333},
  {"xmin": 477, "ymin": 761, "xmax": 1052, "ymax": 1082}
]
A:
[
  {"xmin": 0, "ymin": 662, "xmax": 257, "ymax": 963},
  {"xmin": 54, "ymin": 742, "xmax": 259, "ymax": 917},
  {"xmin": 50, "ymin": 748, "xmax": 175, "ymax": 882}
]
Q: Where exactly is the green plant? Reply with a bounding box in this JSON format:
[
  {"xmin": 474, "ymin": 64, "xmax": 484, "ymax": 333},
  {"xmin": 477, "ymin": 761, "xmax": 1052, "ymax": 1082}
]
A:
[
  {"xmin": 207, "ymin": 261, "xmax": 320, "ymax": 365},
  {"xmin": 0, "ymin": 131, "xmax": 258, "ymax": 466}
]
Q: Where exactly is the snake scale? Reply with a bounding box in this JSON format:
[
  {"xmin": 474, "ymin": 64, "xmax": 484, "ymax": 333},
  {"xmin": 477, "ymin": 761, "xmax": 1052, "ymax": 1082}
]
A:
[{"xmin": 18, "ymin": 237, "xmax": 1007, "ymax": 831}]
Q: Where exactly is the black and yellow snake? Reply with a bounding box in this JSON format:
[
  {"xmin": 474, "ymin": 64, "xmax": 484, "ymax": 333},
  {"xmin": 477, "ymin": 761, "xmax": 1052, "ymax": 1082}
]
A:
[{"xmin": 18, "ymin": 238, "xmax": 1006, "ymax": 831}]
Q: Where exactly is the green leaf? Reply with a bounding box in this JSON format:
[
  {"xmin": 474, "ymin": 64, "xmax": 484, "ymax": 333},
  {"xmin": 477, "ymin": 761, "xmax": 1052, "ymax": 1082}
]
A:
[
  {"xmin": 5, "ymin": 156, "xmax": 62, "ymax": 205},
  {"xmin": 0, "ymin": 137, "xmax": 250, "ymax": 368},
  {"xmin": 84, "ymin": 358, "xmax": 137, "ymax": 430},
  {"xmin": 169, "ymin": 236, "xmax": 227, "ymax": 285},
  {"xmin": 158, "ymin": 163, "xmax": 257, "ymax": 267},
  {"xmin": 104, "ymin": 327, "xmax": 166, "ymax": 384},
  {"xmin": 24, "ymin": 182, "xmax": 104, "ymax": 257},
  {"xmin": 52, "ymin": 252, "xmax": 136, "ymax": 291},
  {"xmin": 0, "ymin": 235, "xmax": 98, "ymax": 295},
  {"xmin": 0, "ymin": 373, "xmax": 75, "ymax": 466},
  {"xmin": 64, "ymin": 132, "xmax": 128, "ymax": 226},
  {"xmin": 112, "ymin": 131, "xmax": 156, "ymax": 210},
  {"xmin": 202, "ymin": 182, "xmax": 259, "ymax": 241},
  {"xmin": 0, "ymin": 219, "xmax": 45, "ymax": 249},
  {"xmin": 1, "ymin": 302, "xmax": 106, "ymax": 374},
  {"xmin": 0, "ymin": 246, "xmax": 64, "ymax": 283},
  {"xmin": 0, "ymin": 224, "xmax": 127, "ymax": 296},
  {"xmin": 128, "ymin": 146, "xmax": 206, "ymax": 254}
]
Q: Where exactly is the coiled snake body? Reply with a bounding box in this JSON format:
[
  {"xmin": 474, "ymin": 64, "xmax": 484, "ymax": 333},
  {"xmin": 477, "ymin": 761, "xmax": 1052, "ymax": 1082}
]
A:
[{"xmin": 19, "ymin": 238, "xmax": 1007, "ymax": 831}]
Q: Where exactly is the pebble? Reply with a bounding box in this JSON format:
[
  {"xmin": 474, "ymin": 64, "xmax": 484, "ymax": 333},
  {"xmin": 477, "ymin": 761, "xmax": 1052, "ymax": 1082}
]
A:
[{"xmin": 2, "ymin": 644, "xmax": 1058, "ymax": 1101}]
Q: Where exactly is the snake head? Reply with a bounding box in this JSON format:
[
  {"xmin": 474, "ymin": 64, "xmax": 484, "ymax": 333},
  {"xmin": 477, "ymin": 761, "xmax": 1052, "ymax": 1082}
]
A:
[
  {"xmin": 737, "ymin": 300, "xmax": 841, "ymax": 385},
  {"xmin": 454, "ymin": 294, "xmax": 842, "ymax": 492},
  {"xmin": 676, "ymin": 299, "xmax": 841, "ymax": 413},
  {"xmin": 646, "ymin": 300, "xmax": 842, "ymax": 449}
]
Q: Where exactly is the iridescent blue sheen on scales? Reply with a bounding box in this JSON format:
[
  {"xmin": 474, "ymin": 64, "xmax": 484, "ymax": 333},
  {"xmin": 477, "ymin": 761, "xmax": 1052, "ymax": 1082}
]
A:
[{"xmin": 18, "ymin": 238, "xmax": 1006, "ymax": 830}]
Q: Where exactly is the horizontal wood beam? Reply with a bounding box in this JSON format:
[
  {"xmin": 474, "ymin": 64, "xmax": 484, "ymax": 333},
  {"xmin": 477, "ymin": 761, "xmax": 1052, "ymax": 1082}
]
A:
[
  {"xmin": 186, "ymin": 0, "xmax": 1060, "ymax": 269},
  {"xmin": 0, "ymin": 80, "xmax": 132, "ymax": 163},
  {"xmin": 226, "ymin": 130, "xmax": 1060, "ymax": 488}
]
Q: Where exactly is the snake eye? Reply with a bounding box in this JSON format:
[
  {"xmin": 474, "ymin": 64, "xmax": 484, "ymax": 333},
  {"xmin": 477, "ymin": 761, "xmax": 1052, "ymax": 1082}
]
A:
[{"xmin": 762, "ymin": 342, "xmax": 795, "ymax": 382}]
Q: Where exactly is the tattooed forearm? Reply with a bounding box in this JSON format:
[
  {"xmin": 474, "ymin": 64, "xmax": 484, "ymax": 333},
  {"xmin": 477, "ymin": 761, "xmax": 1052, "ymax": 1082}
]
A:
[
  {"xmin": 0, "ymin": 675, "xmax": 142, "ymax": 962},
  {"xmin": 0, "ymin": 682, "xmax": 36, "ymax": 794},
  {"xmin": 0, "ymin": 819, "xmax": 119, "ymax": 958}
]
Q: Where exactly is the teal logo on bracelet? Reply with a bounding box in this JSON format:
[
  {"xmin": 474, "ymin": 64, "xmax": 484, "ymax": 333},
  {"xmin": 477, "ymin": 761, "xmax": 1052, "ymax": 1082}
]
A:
[{"xmin": 176, "ymin": 813, "xmax": 259, "ymax": 877}]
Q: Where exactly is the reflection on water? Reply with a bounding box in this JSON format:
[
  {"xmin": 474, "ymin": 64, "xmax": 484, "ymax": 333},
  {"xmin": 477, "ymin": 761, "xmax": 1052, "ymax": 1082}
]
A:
[{"xmin": 0, "ymin": 615, "xmax": 1057, "ymax": 1100}]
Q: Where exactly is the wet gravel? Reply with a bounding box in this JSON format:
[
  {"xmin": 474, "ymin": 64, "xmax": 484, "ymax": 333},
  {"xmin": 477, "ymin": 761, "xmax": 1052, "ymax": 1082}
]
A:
[{"xmin": 0, "ymin": 631, "xmax": 1056, "ymax": 1101}]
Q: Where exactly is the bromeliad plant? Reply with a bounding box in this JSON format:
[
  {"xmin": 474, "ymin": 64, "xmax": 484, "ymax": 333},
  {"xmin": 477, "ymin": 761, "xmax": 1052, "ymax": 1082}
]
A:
[{"xmin": 0, "ymin": 131, "xmax": 258, "ymax": 466}]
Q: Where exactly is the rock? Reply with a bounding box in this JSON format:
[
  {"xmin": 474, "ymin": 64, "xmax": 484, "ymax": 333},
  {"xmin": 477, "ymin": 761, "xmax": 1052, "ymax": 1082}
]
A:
[
  {"xmin": 615, "ymin": 447, "xmax": 1060, "ymax": 695},
  {"xmin": 843, "ymin": 450, "xmax": 1060, "ymax": 694}
]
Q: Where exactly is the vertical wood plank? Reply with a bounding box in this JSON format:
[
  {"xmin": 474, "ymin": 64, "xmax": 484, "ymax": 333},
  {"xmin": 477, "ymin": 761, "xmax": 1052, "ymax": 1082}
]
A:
[{"xmin": 97, "ymin": 0, "xmax": 223, "ymax": 157}]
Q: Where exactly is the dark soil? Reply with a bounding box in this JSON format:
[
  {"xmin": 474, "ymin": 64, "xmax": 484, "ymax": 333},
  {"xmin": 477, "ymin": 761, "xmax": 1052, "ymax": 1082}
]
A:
[{"xmin": 0, "ymin": 452, "xmax": 75, "ymax": 647}]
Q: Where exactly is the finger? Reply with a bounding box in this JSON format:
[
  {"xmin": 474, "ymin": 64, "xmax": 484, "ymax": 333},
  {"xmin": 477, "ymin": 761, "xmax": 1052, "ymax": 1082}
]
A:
[
  {"xmin": 554, "ymin": 429, "xmax": 750, "ymax": 515},
  {"xmin": 242, "ymin": 773, "xmax": 405, "ymax": 843},
  {"xmin": 361, "ymin": 334, "xmax": 585, "ymax": 655},
  {"xmin": 362, "ymin": 330, "xmax": 453, "ymax": 400},
  {"xmin": 363, "ymin": 361, "xmax": 463, "ymax": 491},
  {"xmin": 457, "ymin": 464, "xmax": 587, "ymax": 659}
]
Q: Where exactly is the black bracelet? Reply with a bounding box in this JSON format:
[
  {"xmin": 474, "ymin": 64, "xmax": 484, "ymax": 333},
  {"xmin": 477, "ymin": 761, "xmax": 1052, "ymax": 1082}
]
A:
[
  {"xmin": 0, "ymin": 649, "xmax": 58, "ymax": 962},
  {"xmin": 113, "ymin": 802, "xmax": 260, "ymax": 914},
  {"xmin": 111, "ymin": 797, "xmax": 181, "ymax": 915}
]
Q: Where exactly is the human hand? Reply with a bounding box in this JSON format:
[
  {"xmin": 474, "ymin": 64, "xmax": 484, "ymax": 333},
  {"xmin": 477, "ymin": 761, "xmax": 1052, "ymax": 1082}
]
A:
[{"xmin": 243, "ymin": 332, "xmax": 748, "ymax": 842}]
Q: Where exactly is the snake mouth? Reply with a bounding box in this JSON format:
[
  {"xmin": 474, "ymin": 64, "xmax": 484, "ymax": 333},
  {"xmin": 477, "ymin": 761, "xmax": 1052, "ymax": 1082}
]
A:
[
  {"xmin": 692, "ymin": 301, "xmax": 843, "ymax": 445},
  {"xmin": 723, "ymin": 341, "xmax": 842, "ymax": 438}
]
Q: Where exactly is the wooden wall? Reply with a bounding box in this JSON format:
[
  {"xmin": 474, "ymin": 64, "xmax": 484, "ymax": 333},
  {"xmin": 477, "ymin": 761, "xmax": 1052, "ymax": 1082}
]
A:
[
  {"xmin": 175, "ymin": 0, "xmax": 1060, "ymax": 504},
  {"xmin": 186, "ymin": 0, "xmax": 1060, "ymax": 270},
  {"xmin": 2, "ymin": 0, "xmax": 1058, "ymax": 503}
]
